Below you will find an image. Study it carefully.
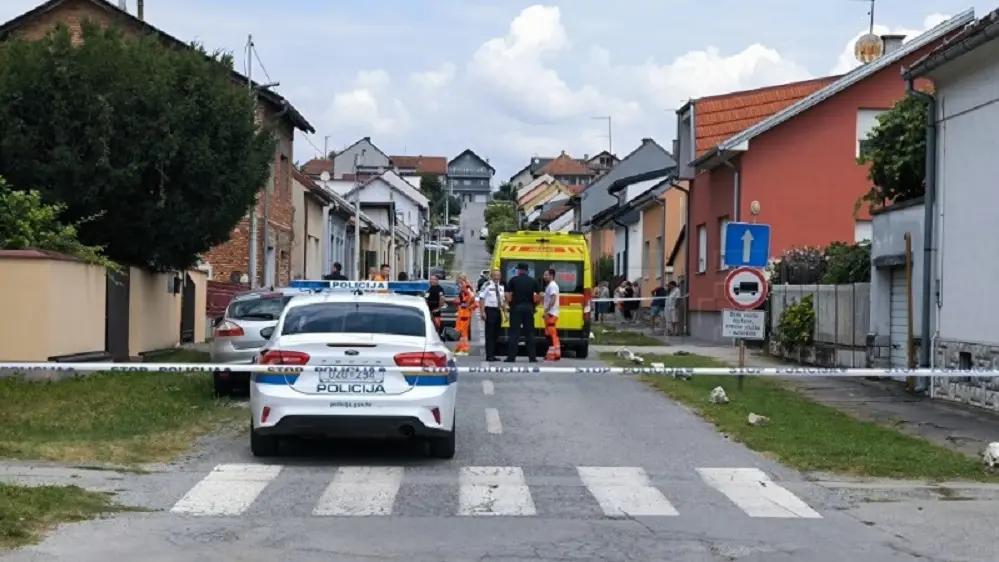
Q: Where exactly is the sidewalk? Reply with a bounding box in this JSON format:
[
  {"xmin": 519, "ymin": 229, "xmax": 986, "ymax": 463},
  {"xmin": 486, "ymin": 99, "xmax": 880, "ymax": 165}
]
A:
[{"xmin": 604, "ymin": 324, "xmax": 999, "ymax": 460}]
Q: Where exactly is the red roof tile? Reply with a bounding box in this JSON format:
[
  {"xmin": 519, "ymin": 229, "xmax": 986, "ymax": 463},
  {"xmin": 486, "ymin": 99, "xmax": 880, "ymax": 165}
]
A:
[
  {"xmin": 389, "ymin": 155, "xmax": 447, "ymax": 175},
  {"xmin": 540, "ymin": 153, "xmax": 593, "ymax": 177},
  {"xmin": 694, "ymin": 76, "xmax": 840, "ymax": 156},
  {"xmin": 567, "ymin": 184, "xmax": 585, "ymax": 194},
  {"xmin": 301, "ymin": 158, "xmax": 333, "ymax": 177},
  {"xmin": 538, "ymin": 201, "xmax": 572, "ymax": 223}
]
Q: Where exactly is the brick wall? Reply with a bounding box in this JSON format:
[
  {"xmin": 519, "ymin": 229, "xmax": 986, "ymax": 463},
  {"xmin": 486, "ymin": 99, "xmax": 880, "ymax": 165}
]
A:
[{"xmin": 13, "ymin": 0, "xmax": 123, "ymax": 43}]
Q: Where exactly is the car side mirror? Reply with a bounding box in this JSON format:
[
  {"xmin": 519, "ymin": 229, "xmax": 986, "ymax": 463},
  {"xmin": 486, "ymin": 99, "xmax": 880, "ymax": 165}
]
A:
[{"xmin": 260, "ymin": 327, "xmax": 275, "ymax": 339}]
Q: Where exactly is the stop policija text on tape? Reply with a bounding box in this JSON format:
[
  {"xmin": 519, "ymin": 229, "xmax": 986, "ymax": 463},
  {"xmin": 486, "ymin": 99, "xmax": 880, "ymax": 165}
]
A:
[{"xmin": 0, "ymin": 362, "xmax": 995, "ymax": 378}]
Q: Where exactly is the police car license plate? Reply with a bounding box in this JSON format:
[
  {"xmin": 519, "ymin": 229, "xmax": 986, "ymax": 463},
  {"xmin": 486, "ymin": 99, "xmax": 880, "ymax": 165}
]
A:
[{"xmin": 317, "ymin": 367, "xmax": 384, "ymax": 384}]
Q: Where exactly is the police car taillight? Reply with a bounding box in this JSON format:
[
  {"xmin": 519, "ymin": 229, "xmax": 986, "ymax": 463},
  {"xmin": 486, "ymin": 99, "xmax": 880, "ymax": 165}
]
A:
[
  {"xmin": 394, "ymin": 351, "xmax": 448, "ymax": 367},
  {"xmin": 215, "ymin": 320, "xmax": 244, "ymax": 337},
  {"xmin": 260, "ymin": 350, "xmax": 310, "ymax": 365}
]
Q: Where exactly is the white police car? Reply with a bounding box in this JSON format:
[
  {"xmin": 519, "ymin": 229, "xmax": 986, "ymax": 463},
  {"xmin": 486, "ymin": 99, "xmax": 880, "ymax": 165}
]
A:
[{"xmin": 249, "ymin": 279, "xmax": 459, "ymax": 459}]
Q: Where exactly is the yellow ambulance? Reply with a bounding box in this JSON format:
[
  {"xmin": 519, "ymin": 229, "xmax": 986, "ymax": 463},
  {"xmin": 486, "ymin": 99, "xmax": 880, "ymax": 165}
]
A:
[{"xmin": 490, "ymin": 231, "xmax": 593, "ymax": 358}]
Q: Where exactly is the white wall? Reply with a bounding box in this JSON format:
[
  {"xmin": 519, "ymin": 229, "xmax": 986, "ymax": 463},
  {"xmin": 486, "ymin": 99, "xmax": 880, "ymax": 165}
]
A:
[
  {"xmin": 934, "ymin": 46, "xmax": 999, "ymax": 345},
  {"xmin": 614, "ymin": 226, "xmax": 626, "ymax": 275},
  {"xmin": 627, "ymin": 215, "xmax": 643, "ymax": 282},
  {"xmin": 869, "ymin": 203, "xmax": 925, "ymax": 338},
  {"xmin": 332, "ymin": 139, "xmax": 389, "ymax": 179},
  {"xmin": 551, "ymin": 211, "xmax": 573, "ymax": 232}
]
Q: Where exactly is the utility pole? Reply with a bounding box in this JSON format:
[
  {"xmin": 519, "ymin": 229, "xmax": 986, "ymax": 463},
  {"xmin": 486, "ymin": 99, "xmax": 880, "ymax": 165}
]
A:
[
  {"xmin": 247, "ymin": 34, "xmax": 258, "ymax": 288},
  {"xmin": 136, "ymin": 0, "xmax": 144, "ymax": 20},
  {"xmin": 592, "ymin": 116, "xmax": 612, "ymax": 153},
  {"xmin": 389, "ymin": 187, "xmax": 396, "ymax": 276},
  {"xmin": 353, "ymin": 150, "xmax": 364, "ymax": 277}
]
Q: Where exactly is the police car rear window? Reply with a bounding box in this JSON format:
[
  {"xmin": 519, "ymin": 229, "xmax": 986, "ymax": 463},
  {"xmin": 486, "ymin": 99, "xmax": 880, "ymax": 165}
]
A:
[
  {"xmin": 227, "ymin": 294, "xmax": 295, "ymax": 321},
  {"xmin": 281, "ymin": 303, "xmax": 426, "ymax": 337},
  {"xmin": 439, "ymin": 283, "xmax": 459, "ymax": 297}
]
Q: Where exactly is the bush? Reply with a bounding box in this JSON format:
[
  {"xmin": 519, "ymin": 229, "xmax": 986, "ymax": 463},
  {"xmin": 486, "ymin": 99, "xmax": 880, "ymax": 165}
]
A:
[
  {"xmin": 777, "ymin": 294, "xmax": 815, "ymax": 354},
  {"xmin": 768, "ymin": 241, "xmax": 871, "ymax": 285},
  {"xmin": 0, "ymin": 179, "xmax": 117, "ymax": 270}
]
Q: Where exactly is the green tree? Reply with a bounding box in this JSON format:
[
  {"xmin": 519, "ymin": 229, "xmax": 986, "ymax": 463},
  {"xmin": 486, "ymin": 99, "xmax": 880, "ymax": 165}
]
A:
[
  {"xmin": 484, "ymin": 202, "xmax": 516, "ymax": 225},
  {"xmin": 856, "ymin": 94, "xmax": 929, "ymax": 214},
  {"xmin": 493, "ymin": 182, "xmax": 516, "ymax": 201},
  {"xmin": 0, "ymin": 179, "xmax": 116, "ymax": 270},
  {"xmin": 0, "ymin": 22, "xmax": 276, "ymax": 271},
  {"xmin": 485, "ymin": 215, "xmax": 518, "ymax": 254},
  {"xmin": 596, "ymin": 255, "xmax": 614, "ymax": 284}
]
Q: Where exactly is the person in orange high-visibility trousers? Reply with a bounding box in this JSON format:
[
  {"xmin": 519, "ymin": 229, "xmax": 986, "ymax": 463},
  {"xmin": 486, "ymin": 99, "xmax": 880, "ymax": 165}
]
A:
[
  {"xmin": 454, "ymin": 274, "xmax": 477, "ymax": 356},
  {"xmin": 541, "ymin": 268, "xmax": 561, "ymax": 361}
]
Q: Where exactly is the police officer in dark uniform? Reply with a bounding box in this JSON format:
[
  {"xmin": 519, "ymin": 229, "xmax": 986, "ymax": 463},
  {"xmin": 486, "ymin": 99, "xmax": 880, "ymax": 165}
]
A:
[{"xmin": 504, "ymin": 263, "xmax": 540, "ymax": 363}]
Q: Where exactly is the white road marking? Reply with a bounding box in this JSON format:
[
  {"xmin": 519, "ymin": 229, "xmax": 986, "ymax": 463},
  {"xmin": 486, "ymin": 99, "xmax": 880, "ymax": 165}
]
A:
[
  {"xmin": 170, "ymin": 464, "xmax": 281, "ymax": 516},
  {"xmin": 313, "ymin": 466, "xmax": 404, "ymax": 516},
  {"xmin": 481, "ymin": 380, "xmax": 494, "ymax": 395},
  {"xmin": 697, "ymin": 468, "xmax": 822, "ymax": 518},
  {"xmin": 577, "ymin": 466, "xmax": 679, "ymax": 517},
  {"xmin": 485, "ymin": 408, "xmax": 502, "ymax": 434},
  {"xmin": 459, "ymin": 466, "xmax": 536, "ymax": 516}
]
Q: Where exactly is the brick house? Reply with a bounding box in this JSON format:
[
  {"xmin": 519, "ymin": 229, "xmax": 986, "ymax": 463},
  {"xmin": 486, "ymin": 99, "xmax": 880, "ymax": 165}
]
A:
[
  {"xmin": 0, "ymin": 0, "xmax": 316, "ymax": 288},
  {"xmin": 673, "ymin": 13, "xmax": 973, "ymax": 342}
]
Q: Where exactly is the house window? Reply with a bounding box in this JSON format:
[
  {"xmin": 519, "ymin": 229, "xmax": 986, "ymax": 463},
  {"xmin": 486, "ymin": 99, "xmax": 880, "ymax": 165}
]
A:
[
  {"xmin": 697, "ymin": 224, "xmax": 707, "ymax": 273},
  {"xmin": 854, "ymin": 220, "xmax": 872, "ymax": 242},
  {"xmin": 655, "ymin": 236, "xmax": 663, "ymax": 279},
  {"xmin": 643, "ymin": 240, "xmax": 650, "ymax": 280},
  {"xmin": 718, "ymin": 216, "xmax": 729, "ymax": 269},
  {"xmin": 463, "ymin": 179, "xmax": 471, "ymax": 186},
  {"xmin": 857, "ymin": 109, "xmax": 887, "ymax": 158}
]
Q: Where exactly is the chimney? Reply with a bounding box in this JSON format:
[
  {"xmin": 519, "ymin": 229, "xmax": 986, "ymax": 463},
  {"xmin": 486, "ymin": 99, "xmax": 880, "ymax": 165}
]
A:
[
  {"xmin": 583, "ymin": 153, "xmax": 589, "ymax": 160},
  {"xmin": 117, "ymin": 0, "xmax": 126, "ymax": 10},
  {"xmin": 881, "ymin": 34, "xmax": 905, "ymax": 55},
  {"xmin": 641, "ymin": 137, "xmax": 654, "ymax": 144},
  {"xmin": 137, "ymin": 0, "xmax": 144, "ymax": 20}
]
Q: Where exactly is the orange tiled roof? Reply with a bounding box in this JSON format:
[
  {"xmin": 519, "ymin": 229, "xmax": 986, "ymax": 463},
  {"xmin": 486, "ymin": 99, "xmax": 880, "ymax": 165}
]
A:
[
  {"xmin": 389, "ymin": 155, "xmax": 447, "ymax": 175},
  {"xmin": 694, "ymin": 76, "xmax": 840, "ymax": 156},
  {"xmin": 538, "ymin": 201, "xmax": 572, "ymax": 223},
  {"xmin": 301, "ymin": 158, "xmax": 333, "ymax": 177},
  {"xmin": 540, "ymin": 153, "xmax": 593, "ymax": 177},
  {"xmin": 567, "ymin": 184, "xmax": 585, "ymax": 194}
]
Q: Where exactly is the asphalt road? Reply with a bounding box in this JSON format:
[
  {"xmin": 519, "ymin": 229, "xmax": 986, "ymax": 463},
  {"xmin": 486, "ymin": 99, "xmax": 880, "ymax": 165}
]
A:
[{"xmin": 4, "ymin": 202, "xmax": 994, "ymax": 561}]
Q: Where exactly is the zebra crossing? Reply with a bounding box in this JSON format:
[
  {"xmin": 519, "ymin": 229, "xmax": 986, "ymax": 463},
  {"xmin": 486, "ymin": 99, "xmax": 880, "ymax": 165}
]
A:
[{"xmin": 168, "ymin": 464, "xmax": 823, "ymax": 519}]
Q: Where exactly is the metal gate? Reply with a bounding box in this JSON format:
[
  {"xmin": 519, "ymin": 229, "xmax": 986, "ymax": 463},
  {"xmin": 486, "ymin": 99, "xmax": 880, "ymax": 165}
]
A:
[
  {"xmin": 180, "ymin": 273, "xmax": 196, "ymax": 343},
  {"xmin": 105, "ymin": 269, "xmax": 131, "ymax": 361}
]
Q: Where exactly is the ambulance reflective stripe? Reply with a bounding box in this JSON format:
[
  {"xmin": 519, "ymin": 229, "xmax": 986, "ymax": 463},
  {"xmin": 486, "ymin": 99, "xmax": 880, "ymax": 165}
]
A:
[{"xmin": 167, "ymin": 464, "xmax": 822, "ymax": 519}]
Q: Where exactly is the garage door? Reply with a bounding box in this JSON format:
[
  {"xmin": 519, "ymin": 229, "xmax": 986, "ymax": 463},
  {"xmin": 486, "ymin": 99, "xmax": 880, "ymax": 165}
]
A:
[
  {"xmin": 474, "ymin": 194, "xmax": 487, "ymax": 204},
  {"xmin": 889, "ymin": 267, "xmax": 910, "ymax": 369}
]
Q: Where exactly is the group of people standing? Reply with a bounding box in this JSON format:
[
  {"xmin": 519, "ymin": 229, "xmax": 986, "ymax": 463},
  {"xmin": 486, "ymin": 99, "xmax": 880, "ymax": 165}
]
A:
[{"xmin": 591, "ymin": 279, "xmax": 681, "ymax": 335}]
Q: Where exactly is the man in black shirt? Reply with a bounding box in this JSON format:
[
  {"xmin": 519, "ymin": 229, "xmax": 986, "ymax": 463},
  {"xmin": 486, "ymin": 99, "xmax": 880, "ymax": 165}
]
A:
[
  {"xmin": 425, "ymin": 274, "xmax": 446, "ymax": 335},
  {"xmin": 504, "ymin": 263, "xmax": 540, "ymax": 363},
  {"xmin": 323, "ymin": 262, "xmax": 348, "ymax": 280}
]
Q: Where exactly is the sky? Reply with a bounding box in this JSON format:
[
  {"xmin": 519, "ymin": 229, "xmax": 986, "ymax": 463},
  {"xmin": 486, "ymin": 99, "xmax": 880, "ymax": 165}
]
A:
[{"xmin": 0, "ymin": 0, "xmax": 993, "ymax": 183}]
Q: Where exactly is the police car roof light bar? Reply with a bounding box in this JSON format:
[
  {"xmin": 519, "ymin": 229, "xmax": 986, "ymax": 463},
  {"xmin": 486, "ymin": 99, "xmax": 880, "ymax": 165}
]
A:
[{"xmin": 288, "ymin": 279, "xmax": 431, "ymax": 293}]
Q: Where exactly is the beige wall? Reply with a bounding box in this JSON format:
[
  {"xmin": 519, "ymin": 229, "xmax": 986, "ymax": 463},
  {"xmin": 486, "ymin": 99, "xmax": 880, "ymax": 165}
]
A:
[
  {"xmin": 639, "ymin": 185, "xmax": 687, "ymax": 297},
  {"xmin": 291, "ymin": 181, "xmax": 326, "ymax": 279},
  {"xmin": 0, "ymin": 252, "xmax": 207, "ymax": 361},
  {"xmin": 0, "ymin": 254, "xmax": 105, "ymax": 361}
]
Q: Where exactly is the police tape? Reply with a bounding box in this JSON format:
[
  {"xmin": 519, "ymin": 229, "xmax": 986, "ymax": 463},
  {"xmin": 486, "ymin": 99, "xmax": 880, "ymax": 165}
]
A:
[{"xmin": 0, "ymin": 362, "xmax": 994, "ymax": 377}]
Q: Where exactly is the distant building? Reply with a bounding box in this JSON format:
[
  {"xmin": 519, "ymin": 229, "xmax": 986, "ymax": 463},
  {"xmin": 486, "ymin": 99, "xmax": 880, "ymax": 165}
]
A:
[{"xmin": 446, "ymin": 149, "xmax": 494, "ymax": 203}]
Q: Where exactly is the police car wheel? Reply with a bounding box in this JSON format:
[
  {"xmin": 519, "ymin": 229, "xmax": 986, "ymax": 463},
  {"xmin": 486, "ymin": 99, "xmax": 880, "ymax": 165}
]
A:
[
  {"xmin": 427, "ymin": 421, "xmax": 456, "ymax": 459},
  {"xmin": 250, "ymin": 426, "xmax": 280, "ymax": 457},
  {"xmin": 575, "ymin": 343, "xmax": 589, "ymax": 359}
]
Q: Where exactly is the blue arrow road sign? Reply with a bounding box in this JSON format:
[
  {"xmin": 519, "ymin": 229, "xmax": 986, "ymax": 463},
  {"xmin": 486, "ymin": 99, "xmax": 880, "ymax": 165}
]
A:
[{"xmin": 724, "ymin": 222, "xmax": 771, "ymax": 268}]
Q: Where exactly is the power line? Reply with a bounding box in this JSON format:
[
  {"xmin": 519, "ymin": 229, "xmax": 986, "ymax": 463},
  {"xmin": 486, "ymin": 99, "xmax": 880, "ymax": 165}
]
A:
[
  {"xmin": 250, "ymin": 43, "xmax": 273, "ymax": 84},
  {"xmin": 300, "ymin": 134, "xmax": 324, "ymax": 159}
]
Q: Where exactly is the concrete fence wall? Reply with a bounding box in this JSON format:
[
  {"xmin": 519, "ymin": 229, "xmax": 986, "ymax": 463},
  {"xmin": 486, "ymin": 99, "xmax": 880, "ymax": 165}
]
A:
[{"xmin": 768, "ymin": 283, "xmax": 871, "ymax": 367}]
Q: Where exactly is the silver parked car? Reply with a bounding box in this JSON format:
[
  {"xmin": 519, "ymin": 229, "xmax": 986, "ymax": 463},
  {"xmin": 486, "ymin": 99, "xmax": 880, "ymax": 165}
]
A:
[{"xmin": 211, "ymin": 288, "xmax": 299, "ymax": 396}]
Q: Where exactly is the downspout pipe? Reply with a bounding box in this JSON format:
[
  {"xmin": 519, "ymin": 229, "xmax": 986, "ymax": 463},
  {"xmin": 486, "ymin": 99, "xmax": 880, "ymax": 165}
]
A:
[{"xmin": 905, "ymin": 77, "xmax": 936, "ymax": 377}]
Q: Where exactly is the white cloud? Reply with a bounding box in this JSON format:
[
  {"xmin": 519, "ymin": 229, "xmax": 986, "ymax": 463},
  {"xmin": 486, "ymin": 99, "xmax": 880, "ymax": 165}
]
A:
[
  {"xmin": 468, "ymin": 5, "xmax": 641, "ymax": 123},
  {"xmin": 328, "ymin": 70, "xmax": 411, "ymax": 136},
  {"xmin": 830, "ymin": 14, "xmax": 951, "ymax": 74},
  {"xmin": 411, "ymin": 63, "xmax": 456, "ymax": 90}
]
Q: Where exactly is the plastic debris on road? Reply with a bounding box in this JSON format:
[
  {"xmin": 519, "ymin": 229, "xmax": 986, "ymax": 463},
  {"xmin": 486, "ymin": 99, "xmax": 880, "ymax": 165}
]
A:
[
  {"xmin": 983, "ymin": 442, "xmax": 999, "ymax": 468},
  {"xmin": 747, "ymin": 413, "xmax": 770, "ymax": 427},
  {"xmin": 616, "ymin": 347, "xmax": 644, "ymax": 364},
  {"xmin": 709, "ymin": 386, "xmax": 729, "ymax": 404}
]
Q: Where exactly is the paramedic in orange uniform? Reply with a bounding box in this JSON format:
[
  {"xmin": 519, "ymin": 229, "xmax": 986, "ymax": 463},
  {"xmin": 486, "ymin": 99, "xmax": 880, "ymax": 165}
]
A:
[
  {"xmin": 454, "ymin": 273, "xmax": 477, "ymax": 356},
  {"xmin": 542, "ymin": 268, "xmax": 561, "ymax": 361}
]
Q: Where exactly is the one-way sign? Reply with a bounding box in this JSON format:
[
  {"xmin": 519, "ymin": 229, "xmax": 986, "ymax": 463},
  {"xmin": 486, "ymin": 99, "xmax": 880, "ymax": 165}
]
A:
[{"xmin": 724, "ymin": 222, "xmax": 771, "ymax": 268}]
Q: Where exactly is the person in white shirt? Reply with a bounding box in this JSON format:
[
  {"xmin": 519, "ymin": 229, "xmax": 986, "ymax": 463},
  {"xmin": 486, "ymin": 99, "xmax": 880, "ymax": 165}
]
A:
[
  {"xmin": 542, "ymin": 268, "xmax": 561, "ymax": 361},
  {"xmin": 665, "ymin": 280, "xmax": 681, "ymax": 336},
  {"xmin": 477, "ymin": 269, "xmax": 506, "ymax": 361}
]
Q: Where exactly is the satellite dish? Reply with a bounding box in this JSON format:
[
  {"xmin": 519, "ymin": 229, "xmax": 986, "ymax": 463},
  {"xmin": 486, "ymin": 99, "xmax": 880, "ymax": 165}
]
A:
[
  {"xmin": 854, "ymin": 33, "xmax": 884, "ymax": 64},
  {"xmin": 320, "ymin": 171, "xmax": 330, "ymax": 182}
]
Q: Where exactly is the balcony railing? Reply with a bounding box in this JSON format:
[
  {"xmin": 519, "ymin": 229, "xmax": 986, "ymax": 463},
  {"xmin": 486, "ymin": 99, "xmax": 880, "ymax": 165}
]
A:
[{"xmin": 447, "ymin": 168, "xmax": 492, "ymax": 178}]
